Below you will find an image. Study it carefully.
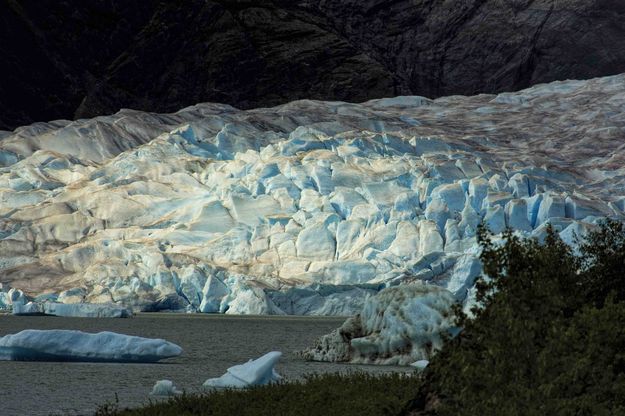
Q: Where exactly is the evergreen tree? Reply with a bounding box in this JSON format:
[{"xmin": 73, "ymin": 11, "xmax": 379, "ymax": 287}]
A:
[{"xmin": 412, "ymin": 220, "xmax": 625, "ymax": 416}]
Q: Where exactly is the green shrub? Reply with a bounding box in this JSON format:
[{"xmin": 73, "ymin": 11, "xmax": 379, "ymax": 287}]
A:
[
  {"xmin": 96, "ymin": 372, "xmax": 422, "ymax": 416},
  {"xmin": 412, "ymin": 220, "xmax": 625, "ymax": 416}
]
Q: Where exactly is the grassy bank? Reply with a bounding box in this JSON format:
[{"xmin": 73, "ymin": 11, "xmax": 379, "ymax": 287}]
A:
[{"xmin": 95, "ymin": 372, "xmax": 421, "ymax": 416}]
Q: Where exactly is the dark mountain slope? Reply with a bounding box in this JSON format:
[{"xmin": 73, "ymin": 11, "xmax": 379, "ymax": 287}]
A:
[{"xmin": 1, "ymin": 0, "xmax": 624, "ymax": 130}]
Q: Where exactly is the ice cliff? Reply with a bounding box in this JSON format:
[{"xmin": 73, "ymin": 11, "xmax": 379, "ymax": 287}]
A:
[{"xmin": 0, "ymin": 74, "xmax": 624, "ymax": 318}]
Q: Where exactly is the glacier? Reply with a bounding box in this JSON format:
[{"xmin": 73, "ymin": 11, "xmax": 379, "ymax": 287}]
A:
[
  {"xmin": 203, "ymin": 351, "xmax": 283, "ymax": 389},
  {"xmin": 0, "ymin": 74, "xmax": 624, "ymax": 320},
  {"xmin": 0, "ymin": 329, "xmax": 182, "ymax": 362}
]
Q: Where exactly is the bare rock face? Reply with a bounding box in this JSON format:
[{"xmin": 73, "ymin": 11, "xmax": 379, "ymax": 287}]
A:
[{"xmin": 2, "ymin": 0, "xmax": 625, "ymax": 130}]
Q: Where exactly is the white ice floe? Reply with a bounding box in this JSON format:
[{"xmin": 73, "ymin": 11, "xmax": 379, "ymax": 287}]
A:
[
  {"xmin": 12, "ymin": 302, "xmax": 132, "ymax": 318},
  {"xmin": 203, "ymin": 351, "xmax": 283, "ymax": 389},
  {"xmin": 150, "ymin": 380, "xmax": 182, "ymax": 396},
  {"xmin": 411, "ymin": 360, "xmax": 429, "ymax": 370},
  {"xmin": 0, "ymin": 330, "xmax": 182, "ymax": 362}
]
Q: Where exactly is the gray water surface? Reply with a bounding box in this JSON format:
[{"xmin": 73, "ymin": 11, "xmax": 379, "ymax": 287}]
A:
[{"xmin": 0, "ymin": 314, "xmax": 407, "ymax": 416}]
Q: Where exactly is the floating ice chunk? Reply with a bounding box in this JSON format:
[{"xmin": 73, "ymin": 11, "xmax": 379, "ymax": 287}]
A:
[
  {"xmin": 150, "ymin": 380, "xmax": 182, "ymax": 396},
  {"xmin": 411, "ymin": 359, "xmax": 429, "ymax": 370},
  {"xmin": 203, "ymin": 351, "xmax": 283, "ymax": 389},
  {"xmin": 39, "ymin": 302, "xmax": 133, "ymax": 318},
  {"xmin": 0, "ymin": 330, "xmax": 182, "ymax": 362},
  {"xmin": 300, "ymin": 284, "xmax": 455, "ymax": 365},
  {"xmin": 12, "ymin": 302, "xmax": 43, "ymax": 315}
]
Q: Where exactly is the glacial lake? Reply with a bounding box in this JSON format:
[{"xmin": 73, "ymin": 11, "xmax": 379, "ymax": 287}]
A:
[{"xmin": 0, "ymin": 314, "xmax": 409, "ymax": 416}]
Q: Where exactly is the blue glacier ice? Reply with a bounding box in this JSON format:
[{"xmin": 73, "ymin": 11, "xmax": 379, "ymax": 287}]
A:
[
  {"xmin": 0, "ymin": 74, "xmax": 622, "ymax": 336},
  {"xmin": 203, "ymin": 351, "xmax": 283, "ymax": 389},
  {"xmin": 12, "ymin": 302, "xmax": 132, "ymax": 318},
  {"xmin": 150, "ymin": 380, "xmax": 182, "ymax": 396},
  {"xmin": 0, "ymin": 330, "xmax": 182, "ymax": 362}
]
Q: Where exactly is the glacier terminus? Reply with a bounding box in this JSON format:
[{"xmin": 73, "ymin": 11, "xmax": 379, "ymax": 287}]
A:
[{"xmin": 0, "ymin": 75, "xmax": 624, "ymax": 354}]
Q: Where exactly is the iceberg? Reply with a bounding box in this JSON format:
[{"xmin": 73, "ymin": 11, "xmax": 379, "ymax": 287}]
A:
[
  {"xmin": 299, "ymin": 284, "xmax": 455, "ymax": 365},
  {"xmin": 150, "ymin": 380, "xmax": 182, "ymax": 396},
  {"xmin": 0, "ymin": 330, "xmax": 182, "ymax": 363},
  {"xmin": 11, "ymin": 302, "xmax": 44, "ymax": 315},
  {"xmin": 411, "ymin": 359, "xmax": 429, "ymax": 370},
  {"xmin": 12, "ymin": 302, "xmax": 133, "ymax": 318},
  {"xmin": 203, "ymin": 351, "xmax": 283, "ymax": 389}
]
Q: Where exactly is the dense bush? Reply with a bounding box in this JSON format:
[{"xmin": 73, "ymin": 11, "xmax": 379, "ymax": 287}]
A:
[
  {"xmin": 96, "ymin": 372, "xmax": 422, "ymax": 416},
  {"xmin": 412, "ymin": 219, "xmax": 625, "ymax": 415}
]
